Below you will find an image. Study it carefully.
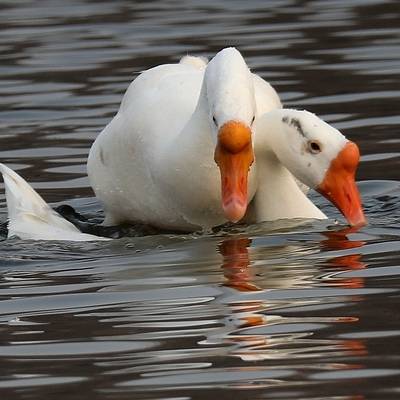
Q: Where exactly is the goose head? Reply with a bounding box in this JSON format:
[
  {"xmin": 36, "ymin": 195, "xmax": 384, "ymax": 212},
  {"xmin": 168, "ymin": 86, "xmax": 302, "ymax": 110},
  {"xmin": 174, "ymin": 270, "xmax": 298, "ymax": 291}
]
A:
[
  {"xmin": 203, "ymin": 47, "xmax": 256, "ymax": 222},
  {"xmin": 261, "ymin": 109, "xmax": 366, "ymax": 227}
]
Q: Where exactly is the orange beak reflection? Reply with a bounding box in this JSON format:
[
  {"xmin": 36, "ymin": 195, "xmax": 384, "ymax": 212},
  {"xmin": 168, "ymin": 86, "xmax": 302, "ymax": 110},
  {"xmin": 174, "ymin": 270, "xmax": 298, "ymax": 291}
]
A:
[
  {"xmin": 317, "ymin": 141, "xmax": 366, "ymax": 227},
  {"xmin": 214, "ymin": 121, "xmax": 254, "ymax": 222}
]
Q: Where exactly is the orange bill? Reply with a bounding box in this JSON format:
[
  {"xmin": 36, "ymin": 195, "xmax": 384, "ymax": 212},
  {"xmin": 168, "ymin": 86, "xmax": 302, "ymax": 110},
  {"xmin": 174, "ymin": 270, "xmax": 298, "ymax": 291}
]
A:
[
  {"xmin": 317, "ymin": 141, "xmax": 366, "ymax": 227},
  {"xmin": 214, "ymin": 121, "xmax": 254, "ymax": 222}
]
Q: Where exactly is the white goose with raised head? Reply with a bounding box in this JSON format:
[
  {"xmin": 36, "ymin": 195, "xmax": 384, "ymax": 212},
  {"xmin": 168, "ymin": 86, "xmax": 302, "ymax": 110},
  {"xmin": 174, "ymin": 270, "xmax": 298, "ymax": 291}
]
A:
[{"xmin": 87, "ymin": 47, "xmax": 281, "ymax": 231}]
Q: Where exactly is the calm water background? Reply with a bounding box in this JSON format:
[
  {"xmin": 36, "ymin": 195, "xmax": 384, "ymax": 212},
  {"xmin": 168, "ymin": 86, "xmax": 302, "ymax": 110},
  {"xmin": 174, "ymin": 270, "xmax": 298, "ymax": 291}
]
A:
[{"xmin": 1, "ymin": 0, "xmax": 400, "ymax": 399}]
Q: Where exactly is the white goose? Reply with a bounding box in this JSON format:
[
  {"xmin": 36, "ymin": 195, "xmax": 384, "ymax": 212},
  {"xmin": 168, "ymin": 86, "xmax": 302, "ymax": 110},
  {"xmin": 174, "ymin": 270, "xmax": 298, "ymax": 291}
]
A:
[
  {"xmin": 87, "ymin": 47, "xmax": 281, "ymax": 231},
  {"xmin": 247, "ymin": 109, "xmax": 365, "ymax": 226}
]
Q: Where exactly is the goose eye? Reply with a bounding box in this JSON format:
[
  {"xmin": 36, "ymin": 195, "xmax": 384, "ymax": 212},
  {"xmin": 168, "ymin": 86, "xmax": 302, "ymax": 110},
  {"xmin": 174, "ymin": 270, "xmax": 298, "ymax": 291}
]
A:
[
  {"xmin": 212, "ymin": 116, "xmax": 218, "ymax": 126},
  {"xmin": 308, "ymin": 140, "xmax": 321, "ymax": 154}
]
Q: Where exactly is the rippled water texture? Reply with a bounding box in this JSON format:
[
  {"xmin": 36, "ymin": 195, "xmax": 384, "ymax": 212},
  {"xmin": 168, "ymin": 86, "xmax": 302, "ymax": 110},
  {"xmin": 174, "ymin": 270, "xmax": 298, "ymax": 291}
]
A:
[{"xmin": 1, "ymin": 1, "xmax": 400, "ymax": 399}]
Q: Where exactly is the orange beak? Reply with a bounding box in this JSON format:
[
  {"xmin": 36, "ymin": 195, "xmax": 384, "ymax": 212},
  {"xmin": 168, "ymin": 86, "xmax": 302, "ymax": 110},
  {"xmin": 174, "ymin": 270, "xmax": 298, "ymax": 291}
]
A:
[
  {"xmin": 317, "ymin": 141, "xmax": 366, "ymax": 227},
  {"xmin": 214, "ymin": 121, "xmax": 254, "ymax": 222}
]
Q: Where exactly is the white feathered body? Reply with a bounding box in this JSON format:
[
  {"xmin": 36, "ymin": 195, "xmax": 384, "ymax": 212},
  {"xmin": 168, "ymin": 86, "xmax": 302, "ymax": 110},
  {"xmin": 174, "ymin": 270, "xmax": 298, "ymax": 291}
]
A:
[{"xmin": 88, "ymin": 54, "xmax": 281, "ymax": 230}]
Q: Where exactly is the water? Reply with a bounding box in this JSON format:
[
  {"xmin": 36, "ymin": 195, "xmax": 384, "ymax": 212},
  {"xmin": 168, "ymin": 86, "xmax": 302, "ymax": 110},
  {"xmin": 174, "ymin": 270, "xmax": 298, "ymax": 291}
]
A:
[{"xmin": 1, "ymin": 0, "xmax": 400, "ymax": 399}]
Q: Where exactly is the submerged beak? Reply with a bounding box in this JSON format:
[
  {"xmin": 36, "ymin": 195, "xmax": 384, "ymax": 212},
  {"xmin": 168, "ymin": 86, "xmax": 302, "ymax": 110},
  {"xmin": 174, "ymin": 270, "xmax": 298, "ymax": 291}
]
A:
[
  {"xmin": 317, "ymin": 141, "xmax": 366, "ymax": 227},
  {"xmin": 214, "ymin": 121, "xmax": 254, "ymax": 222}
]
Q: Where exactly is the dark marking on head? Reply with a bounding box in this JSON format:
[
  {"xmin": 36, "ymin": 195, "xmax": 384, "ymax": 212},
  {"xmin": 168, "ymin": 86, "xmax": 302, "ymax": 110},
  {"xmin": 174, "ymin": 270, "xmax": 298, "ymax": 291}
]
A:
[{"xmin": 282, "ymin": 116, "xmax": 307, "ymax": 138}]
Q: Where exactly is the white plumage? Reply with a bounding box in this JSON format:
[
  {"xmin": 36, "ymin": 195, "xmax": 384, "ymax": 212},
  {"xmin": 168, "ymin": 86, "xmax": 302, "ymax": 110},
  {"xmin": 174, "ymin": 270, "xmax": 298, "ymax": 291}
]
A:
[{"xmin": 0, "ymin": 163, "xmax": 108, "ymax": 241}]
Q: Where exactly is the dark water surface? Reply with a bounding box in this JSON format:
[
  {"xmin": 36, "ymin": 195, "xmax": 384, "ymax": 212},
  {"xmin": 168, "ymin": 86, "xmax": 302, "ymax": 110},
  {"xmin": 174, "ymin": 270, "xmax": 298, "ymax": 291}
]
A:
[{"xmin": 1, "ymin": 1, "xmax": 400, "ymax": 399}]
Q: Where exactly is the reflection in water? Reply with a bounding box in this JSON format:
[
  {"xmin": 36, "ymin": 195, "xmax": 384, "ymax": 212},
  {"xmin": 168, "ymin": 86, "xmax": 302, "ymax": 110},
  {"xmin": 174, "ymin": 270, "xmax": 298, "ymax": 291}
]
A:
[
  {"xmin": 219, "ymin": 227, "xmax": 366, "ymax": 291},
  {"xmin": 321, "ymin": 228, "xmax": 367, "ymax": 288},
  {"xmin": 219, "ymin": 237, "xmax": 260, "ymax": 292},
  {"xmin": 213, "ymin": 232, "xmax": 367, "ymax": 367},
  {"xmin": 321, "ymin": 227, "xmax": 365, "ymax": 251}
]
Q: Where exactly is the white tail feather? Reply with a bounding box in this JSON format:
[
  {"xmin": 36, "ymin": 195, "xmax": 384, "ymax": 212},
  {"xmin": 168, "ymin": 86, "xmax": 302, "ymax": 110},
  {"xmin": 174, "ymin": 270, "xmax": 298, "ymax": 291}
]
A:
[{"xmin": 0, "ymin": 163, "xmax": 108, "ymax": 241}]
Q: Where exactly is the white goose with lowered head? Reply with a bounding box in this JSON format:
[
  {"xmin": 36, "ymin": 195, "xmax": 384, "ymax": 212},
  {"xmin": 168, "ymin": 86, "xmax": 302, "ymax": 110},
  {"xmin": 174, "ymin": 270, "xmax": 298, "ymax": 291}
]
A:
[{"xmin": 248, "ymin": 109, "xmax": 366, "ymax": 227}]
